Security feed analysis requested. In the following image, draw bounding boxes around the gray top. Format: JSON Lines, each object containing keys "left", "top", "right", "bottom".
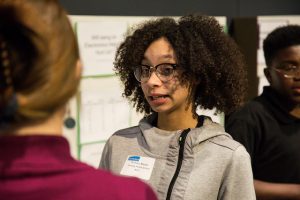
{"left": 100, "top": 114, "right": 256, "bottom": 200}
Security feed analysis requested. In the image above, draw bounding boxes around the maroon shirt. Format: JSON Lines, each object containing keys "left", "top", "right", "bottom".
{"left": 0, "top": 135, "right": 157, "bottom": 200}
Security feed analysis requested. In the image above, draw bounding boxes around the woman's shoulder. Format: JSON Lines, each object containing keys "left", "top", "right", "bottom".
{"left": 114, "top": 125, "right": 140, "bottom": 136}
{"left": 106, "top": 126, "right": 141, "bottom": 144}
{"left": 73, "top": 166, "right": 157, "bottom": 199}
{"left": 193, "top": 130, "right": 250, "bottom": 163}
{"left": 208, "top": 134, "right": 246, "bottom": 153}
{"left": 194, "top": 118, "right": 248, "bottom": 155}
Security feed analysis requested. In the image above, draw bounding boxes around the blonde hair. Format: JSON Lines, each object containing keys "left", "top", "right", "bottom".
{"left": 0, "top": 0, "right": 80, "bottom": 126}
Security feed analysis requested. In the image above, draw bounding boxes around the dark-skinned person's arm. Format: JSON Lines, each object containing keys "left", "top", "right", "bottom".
{"left": 255, "top": 179, "right": 300, "bottom": 200}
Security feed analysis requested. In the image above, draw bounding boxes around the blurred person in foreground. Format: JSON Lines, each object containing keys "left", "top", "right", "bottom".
{"left": 0, "top": 0, "right": 157, "bottom": 199}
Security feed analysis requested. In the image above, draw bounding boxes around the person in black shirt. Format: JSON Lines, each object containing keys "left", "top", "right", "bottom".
{"left": 226, "top": 25, "right": 300, "bottom": 199}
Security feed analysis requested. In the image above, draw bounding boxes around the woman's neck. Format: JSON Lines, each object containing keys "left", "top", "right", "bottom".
{"left": 157, "top": 107, "right": 198, "bottom": 131}
{"left": 13, "top": 109, "right": 64, "bottom": 136}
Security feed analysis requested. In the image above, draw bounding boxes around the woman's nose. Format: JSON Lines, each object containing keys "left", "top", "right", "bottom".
{"left": 146, "top": 70, "right": 162, "bottom": 86}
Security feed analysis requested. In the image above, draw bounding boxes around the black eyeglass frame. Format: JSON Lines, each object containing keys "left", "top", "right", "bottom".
{"left": 133, "top": 63, "right": 178, "bottom": 83}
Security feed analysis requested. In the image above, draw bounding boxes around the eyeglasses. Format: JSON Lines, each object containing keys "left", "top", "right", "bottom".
{"left": 274, "top": 64, "right": 300, "bottom": 78}
{"left": 134, "top": 63, "right": 177, "bottom": 83}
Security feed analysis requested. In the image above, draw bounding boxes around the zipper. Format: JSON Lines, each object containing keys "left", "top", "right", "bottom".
{"left": 166, "top": 128, "right": 190, "bottom": 200}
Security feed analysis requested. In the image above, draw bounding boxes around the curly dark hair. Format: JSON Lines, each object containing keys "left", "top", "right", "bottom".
{"left": 263, "top": 25, "right": 300, "bottom": 67}
{"left": 114, "top": 14, "right": 247, "bottom": 115}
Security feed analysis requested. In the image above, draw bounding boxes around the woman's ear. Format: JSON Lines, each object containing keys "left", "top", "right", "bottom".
{"left": 264, "top": 68, "right": 272, "bottom": 84}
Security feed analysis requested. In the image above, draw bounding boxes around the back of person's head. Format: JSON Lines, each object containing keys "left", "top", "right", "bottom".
{"left": 263, "top": 25, "right": 300, "bottom": 67}
{"left": 0, "top": 0, "right": 80, "bottom": 129}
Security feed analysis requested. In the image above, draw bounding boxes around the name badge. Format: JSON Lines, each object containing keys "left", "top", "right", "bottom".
{"left": 120, "top": 155, "right": 155, "bottom": 180}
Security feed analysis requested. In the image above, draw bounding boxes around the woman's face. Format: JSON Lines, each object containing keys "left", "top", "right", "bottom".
{"left": 140, "top": 37, "right": 191, "bottom": 115}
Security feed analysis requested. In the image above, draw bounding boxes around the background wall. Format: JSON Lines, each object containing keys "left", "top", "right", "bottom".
{"left": 60, "top": 0, "right": 300, "bottom": 18}
{"left": 60, "top": 0, "right": 300, "bottom": 166}
{"left": 60, "top": 0, "right": 300, "bottom": 102}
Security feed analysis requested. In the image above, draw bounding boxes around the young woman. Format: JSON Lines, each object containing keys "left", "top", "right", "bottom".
{"left": 100, "top": 14, "right": 256, "bottom": 200}
{"left": 0, "top": 1, "right": 157, "bottom": 199}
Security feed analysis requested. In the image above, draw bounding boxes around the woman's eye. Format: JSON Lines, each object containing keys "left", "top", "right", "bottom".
{"left": 161, "top": 68, "right": 173, "bottom": 75}
{"left": 158, "top": 65, "right": 174, "bottom": 76}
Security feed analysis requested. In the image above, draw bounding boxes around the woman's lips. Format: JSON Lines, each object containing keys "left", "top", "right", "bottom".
{"left": 148, "top": 95, "right": 169, "bottom": 105}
